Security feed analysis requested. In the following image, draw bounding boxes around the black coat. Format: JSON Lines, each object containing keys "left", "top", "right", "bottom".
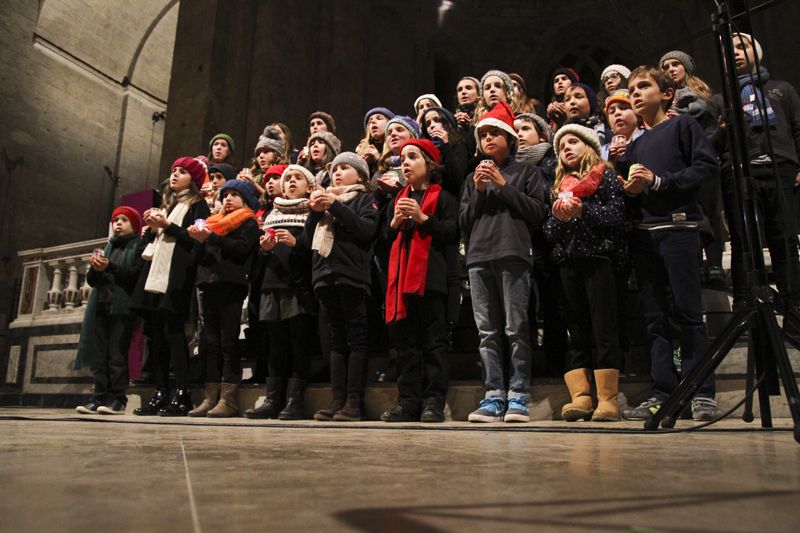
{"left": 305, "top": 191, "right": 380, "bottom": 291}
{"left": 195, "top": 218, "right": 260, "bottom": 288}
{"left": 131, "top": 199, "right": 211, "bottom": 319}
{"left": 260, "top": 224, "right": 313, "bottom": 293}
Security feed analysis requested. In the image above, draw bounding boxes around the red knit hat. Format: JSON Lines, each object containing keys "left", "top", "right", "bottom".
{"left": 474, "top": 101, "right": 518, "bottom": 149}
{"left": 265, "top": 164, "right": 289, "bottom": 177}
{"left": 400, "top": 138, "right": 441, "bottom": 164}
{"left": 171, "top": 157, "right": 206, "bottom": 189}
{"left": 111, "top": 206, "right": 142, "bottom": 235}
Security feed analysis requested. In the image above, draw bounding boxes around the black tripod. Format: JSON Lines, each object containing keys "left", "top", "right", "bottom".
{"left": 643, "top": 1, "right": 800, "bottom": 443}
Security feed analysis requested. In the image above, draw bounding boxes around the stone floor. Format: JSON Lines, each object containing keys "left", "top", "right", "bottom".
{"left": 0, "top": 408, "right": 798, "bottom": 532}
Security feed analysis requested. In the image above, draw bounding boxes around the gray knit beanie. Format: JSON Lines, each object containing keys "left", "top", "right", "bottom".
{"left": 307, "top": 131, "right": 342, "bottom": 158}
{"left": 553, "top": 124, "right": 601, "bottom": 156}
{"left": 254, "top": 126, "right": 286, "bottom": 156}
{"left": 480, "top": 69, "right": 515, "bottom": 98}
{"left": 659, "top": 51, "right": 696, "bottom": 75}
{"left": 515, "top": 113, "right": 554, "bottom": 144}
{"left": 330, "top": 152, "right": 369, "bottom": 183}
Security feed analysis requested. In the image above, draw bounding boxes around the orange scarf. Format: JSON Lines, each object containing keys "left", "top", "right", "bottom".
{"left": 205, "top": 207, "right": 255, "bottom": 236}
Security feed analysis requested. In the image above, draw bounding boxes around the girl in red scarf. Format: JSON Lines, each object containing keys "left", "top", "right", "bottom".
{"left": 381, "top": 139, "right": 459, "bottom": 423}
{"left": 186, "top": 179, "right": 260, "bottom": 417}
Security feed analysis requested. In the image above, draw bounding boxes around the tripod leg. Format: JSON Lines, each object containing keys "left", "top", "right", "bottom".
{"left": 751, "top": 322, "right": 773, "bottom": 428}
{"left": 760, "top": 305, "right": 800, "bottom": 442}
{"left": 645, "top": 307, "right": 754, "bottom": 430}
{"left": 742, "top": 332, "right": 756, "bottom": 423}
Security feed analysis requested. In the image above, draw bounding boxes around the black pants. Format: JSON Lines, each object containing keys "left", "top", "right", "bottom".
{"left": 699, "top": 169, "right": 725, "bottom": 269}
{"left": 389, "top": 293, "right": 449, "bottom": 409}
{"left": 266, "top": 314, "right": 316, "bottom": 380}
{"left": 559, "top": 257, "right": 621, "bottom": 371}
{"left": 722, "top": 161, "right": 800, "bottom": 304}
{"left": 199, "top": 283, "right": 246, "bottom": 384}
{"left": 531, "top": 251, "right": 568, "bottom": 374}
{"left": 630, "top": 228, "right": 714, "bottom": 400}
{"left": 316, "top": 285, "right": 368, "bottom": 355}
{"left": 150, "top": 310, "right": 189, "bottom": 389}
{"left": 92, "top": 307, "right": 135, "bottom": 403}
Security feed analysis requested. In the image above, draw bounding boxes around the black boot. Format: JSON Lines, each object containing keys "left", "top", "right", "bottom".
{"left": 333, "top": 351, "right": 367, "bottom": 421}
{"left": 314, "top": 351, "right": 347, "bottom": 421}
{"left": 278, "top": 379, "right": 307, "bottom": 420}
{"left": 158, "top": 389, "right": 193, "bottom": 417}
{"left": 133, "top": 389, "right": 170, "bottom": 416}
{"left": 244, "top": 378, "right": 284, "bottom": 419}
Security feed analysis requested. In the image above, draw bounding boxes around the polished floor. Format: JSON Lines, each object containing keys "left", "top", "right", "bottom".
{"left": 0, "top": 408, "right": 798, "bottom": 532}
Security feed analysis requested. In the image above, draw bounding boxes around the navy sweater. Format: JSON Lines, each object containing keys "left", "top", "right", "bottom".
{"left": 625, "top": 114, "right": 720, "bottom": 225}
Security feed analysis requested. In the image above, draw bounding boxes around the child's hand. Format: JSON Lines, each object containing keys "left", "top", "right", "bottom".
{"left": 273, "top": 229, "right": 296, "bottom": 248}
{"left": 429, "top": 125, "right": 449, "bottom": 144}
{"left": 259, "top": 233, "right": 276, "bottom": 251}
{"left": 148, "top": 212, "right": 169, "bottom": 230}
{"left": 89, "top": 255, "right": 109, "bottom": 272}
{"left": 629, "top": 165, "right": 655, "bottom": 187}
{"left": 454, "top": 111, "right": 471, "bottom": 128}
{"left": 481, "top": 162, "right": 506, "bottom": 188}
{"left": 297, "top": 147, "right": 309, "bottom": 164}
{"left": 377, "top": 174, "right": 401, "bottom": 192}
{"left": 359, "top": 143, "right": 379, "bottom": 163}
{"left": 308, "top": 193, "right": 333, "bottom": 212}
{"left": 237, "top": 169, "right": 254, "bottom": 183}
{"left": 474, "top": 169, "right": 489, "bottom": 193}
{"left": 397, "top": 197, "right": 427, "bottom": 224}
{"left": 619, "top": 175, "right": 646, "bottom": 195}
{"left": 187, "top": 225, "right": 212, "bottom": 242}
{"left": 390, "top": 202, "right": 406, "bottom": 229}
{"left": 547, "top": 102, "right": 566, "bottom": 118}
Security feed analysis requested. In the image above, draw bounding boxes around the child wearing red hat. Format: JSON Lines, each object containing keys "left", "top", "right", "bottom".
{"left": 460, "top": 102, "right": 547, "bottom": 423}
{"left": 74, "top": 206, "right": 145, "bottom": 415}
{"left": 380, "top": 139, "right": 459, "bottom": 423}
{"left": 130, "top": 157, "right": 211, "bottom": 416}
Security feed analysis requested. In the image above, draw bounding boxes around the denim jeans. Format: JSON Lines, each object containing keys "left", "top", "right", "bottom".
{"left": 468, "top": 258, "right": 533, "bottom": 395}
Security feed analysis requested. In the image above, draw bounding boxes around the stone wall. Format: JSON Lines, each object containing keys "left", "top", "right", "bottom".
{"left": 0, "top": 0, "right": 178, "bottom": 331}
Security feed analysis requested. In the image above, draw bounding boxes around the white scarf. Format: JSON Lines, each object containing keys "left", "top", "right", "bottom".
{"left": 311, "top": 184, "right": 365, "bottom": 258}
{"left": 142, "top": 191, "right": 193, "bottom": 294}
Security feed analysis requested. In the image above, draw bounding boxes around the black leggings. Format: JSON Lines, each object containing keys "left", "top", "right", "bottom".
{"left": 150, "top": 310, "right": 189, "bottom": 389}
{"left": 200, "top": 283, "right": 246, "bottom": 384}
{"left": 266, "top": 314, "right": 316, "bottom": 380}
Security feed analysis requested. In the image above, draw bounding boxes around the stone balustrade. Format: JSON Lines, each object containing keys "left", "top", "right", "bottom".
{"left": 11, "top": 238, "right": 107, "bottom": 329}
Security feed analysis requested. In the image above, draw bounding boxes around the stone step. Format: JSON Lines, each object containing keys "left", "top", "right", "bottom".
{"left": 125, "top": 375, "right": 798, "bottom": 422}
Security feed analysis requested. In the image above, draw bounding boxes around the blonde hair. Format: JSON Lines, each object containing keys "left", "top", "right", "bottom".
{"left": 552, "top": 141, "right": 611, "bottom": 196}
{"left": 161, "top": 182, "right": 203, "bottom": 211}
{"left": 683, "top": 74, "right": 713, "bottom": 101}
{"left": 471, "top": 91, "right": 519, "bottom": 125}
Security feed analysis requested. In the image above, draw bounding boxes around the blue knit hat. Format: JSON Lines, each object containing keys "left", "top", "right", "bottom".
{"left": 363, "top": 107, "right": 395, "bottom": 128}
{"left": 219, "top": 179, "right": 258, "bottom": 210}
{"left": 385, "top": 115, "right": 420, "bottom": 138}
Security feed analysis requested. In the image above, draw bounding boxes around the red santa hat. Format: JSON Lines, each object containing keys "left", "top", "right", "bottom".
{"left": 473, "top": 101, "right": 518, "bottom": 150}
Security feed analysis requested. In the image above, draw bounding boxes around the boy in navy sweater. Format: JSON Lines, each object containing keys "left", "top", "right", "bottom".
{"left": 621, "top": 66, "right": 721, "bottom": 421}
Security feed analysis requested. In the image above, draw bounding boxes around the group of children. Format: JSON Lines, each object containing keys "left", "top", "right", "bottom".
{"left": 75, "top": 32, "right": 800, "bottom": 424}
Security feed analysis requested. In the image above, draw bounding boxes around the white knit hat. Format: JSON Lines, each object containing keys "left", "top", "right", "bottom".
{"left": 413, "top": 93, "right": 442, "bottom": 113}
{"left": 553, "top": 124, "right": 601, "bottom": 156}
{"left": 733, "top": 33, "right": 763, "bottom": 62}
{"left": 601, "top": 64, "right": 632, "bottom": 82}
{"left": 280, "top": 164, "right": 316, "bottom": 193}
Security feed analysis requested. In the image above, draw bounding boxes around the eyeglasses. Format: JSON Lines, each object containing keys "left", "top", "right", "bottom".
{"left": 603, "top": 72, "right": 622, "bottom": 82}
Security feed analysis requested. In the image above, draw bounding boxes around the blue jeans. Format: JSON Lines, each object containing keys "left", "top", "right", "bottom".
{"left": 468, "top": 258, "right": 533, "bottom": 395}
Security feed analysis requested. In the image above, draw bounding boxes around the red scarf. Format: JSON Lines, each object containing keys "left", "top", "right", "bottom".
{"left": 558, "top": 163, "right": 606, "bottom": 198}
{"left": 385, "top": 183, "right": 441, "bottom": 324}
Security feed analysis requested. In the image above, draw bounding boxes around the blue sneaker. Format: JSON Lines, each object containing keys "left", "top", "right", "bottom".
{"left": 468, "top": 397, "right": 506, "bottom": 423}
{"left": 504, "top": 394, "right": 530, "bottom": 423}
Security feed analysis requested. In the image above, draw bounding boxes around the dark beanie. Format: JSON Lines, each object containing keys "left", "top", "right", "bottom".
{"left": 219, "top": 179, "right": 258, "bottom": 210}
{"left": 553, "top": 67, "right": 580, "bottom": 84}
{"left": 309, "top": 111, "right": 336, "bottom": 133}
{"left": 569, "top": 82, "right": 598, "bottom": 115}
{"left": 208, "top": 163, "right": 235, "bottom": 182}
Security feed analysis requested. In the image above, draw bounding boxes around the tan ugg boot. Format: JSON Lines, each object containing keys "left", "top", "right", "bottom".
{"left": 207, "top": 383, "right": 239, "bottom": 418}
{"left": 592, "top": 369, "right": 620, "bottom": 421}
{"left": 561, "top": 368, "right": 594, "bottom": 421}
{"left": 188, "top": 383, "right": 220, "bottom": 417}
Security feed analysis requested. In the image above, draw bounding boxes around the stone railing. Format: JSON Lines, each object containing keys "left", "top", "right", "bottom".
{"left": 10, "top": 238, "right": 107, "bottom": 328}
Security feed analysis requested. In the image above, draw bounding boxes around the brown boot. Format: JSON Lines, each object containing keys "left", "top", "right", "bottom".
{"left": 561, "top": 368, "right": 594, "bottom": 421}
{"left": 207, "top": 383, "right": 239, "bottom": 418}
{"left": 188, "top": 383, "right": 220, "bottom": 417}
{"left": 592, "top": 369, "right": 620, "bottom": 421}
{"left": 333, "top": 393, "right": 363, "bottom": 421}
